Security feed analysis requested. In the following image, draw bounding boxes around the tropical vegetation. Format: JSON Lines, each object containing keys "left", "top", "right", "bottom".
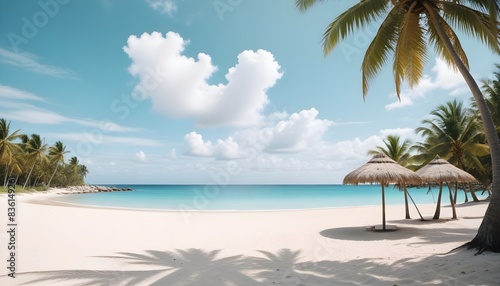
{"left": 0, "top": 118, "right": 88, "bottom": 190}
{"left": 296, "top": 0, "right": 500, "bottom": 253}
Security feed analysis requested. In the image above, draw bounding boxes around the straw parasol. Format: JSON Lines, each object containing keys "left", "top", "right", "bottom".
{"left": 416, "top": 155, "right": 477, "bottom": 219}
{"left": 343, "top": 153, "right": 422, "bottom": 230}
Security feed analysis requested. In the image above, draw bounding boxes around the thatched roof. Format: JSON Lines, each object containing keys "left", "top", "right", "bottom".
{"left": 416, "top": 155, "right": 477, "bottom": 183}
{"left": 343, "top": 153, "right": 422, "bottom": 185}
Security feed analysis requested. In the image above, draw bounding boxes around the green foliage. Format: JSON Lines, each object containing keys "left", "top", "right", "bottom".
{"left": 0, "top": 119, "right": 88, "bottom": 189}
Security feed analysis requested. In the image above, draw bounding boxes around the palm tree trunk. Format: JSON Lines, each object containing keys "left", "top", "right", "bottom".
{"left": 433, "top": 182, "right": 443, "bottom": 220}
{"left": 23, "top": 160, "right": 36, "bottom": 189}
{"left": 3, "top": 164, "right": 9, "bottom": 187}
{"left": 424, "top": 2, "right": 500, "bottom": 252}
{"left": 46, "top": 163, "right": 59, "bottom": 189}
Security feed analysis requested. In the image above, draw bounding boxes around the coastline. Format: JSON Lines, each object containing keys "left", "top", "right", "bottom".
{"left": 0, "top": 188, "right": 499, "bottom": 285}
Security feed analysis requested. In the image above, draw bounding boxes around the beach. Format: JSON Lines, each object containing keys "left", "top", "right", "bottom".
{"left": 0, "top": 190, "right": 499, "bottom": 285}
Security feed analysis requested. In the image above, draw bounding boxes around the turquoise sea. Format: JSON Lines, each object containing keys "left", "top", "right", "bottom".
{"left": 52, "top": 184, "right": 489, "bottom": 211}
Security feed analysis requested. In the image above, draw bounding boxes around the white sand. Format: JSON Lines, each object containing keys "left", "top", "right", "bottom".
{"left": 0, "top": 191, "right": 499, "bottom": 285}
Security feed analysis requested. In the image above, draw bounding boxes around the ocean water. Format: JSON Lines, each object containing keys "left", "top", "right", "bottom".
{"left": 52, "top": 184, "right": 489, "bottom": 211}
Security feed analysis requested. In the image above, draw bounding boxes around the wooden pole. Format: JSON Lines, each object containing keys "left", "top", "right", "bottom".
{"left": 382, "top": 184, "right": 386, "bottom": 230}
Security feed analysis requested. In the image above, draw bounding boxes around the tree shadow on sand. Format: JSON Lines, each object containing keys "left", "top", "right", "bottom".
{"left": 12, "top": 247, "right": 500, "bottom": 285}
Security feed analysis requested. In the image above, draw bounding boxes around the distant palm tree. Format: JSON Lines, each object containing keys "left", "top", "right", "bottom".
{"left": 0, "top": 119, "right": 23, "bottom": 186}
{"left": 415, "top": 100, "right": 488, "bottom": 172}
{"left": 46, "top": 141, "right": 69, "bottom": 188}
{"left": 368, "top": 135, "right": 412, "bottom": 166}
{"left": 23, "top": 134, "right": 48, "bottom": 188}
{"left": 369, "top": 134, "right": 416, "bottom": 219}
{"left": 296, "top": 0, "right": 500, "bottom": 252}
{"left": 480, "top": 64, "right": 500, "bottom": 137}
{"left": 78, "top": 164, "right": 89, "bottom": 178}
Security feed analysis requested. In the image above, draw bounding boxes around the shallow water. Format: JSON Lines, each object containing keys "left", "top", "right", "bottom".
{"left": 52, "top": 184, "right": 489, "bottom": 211}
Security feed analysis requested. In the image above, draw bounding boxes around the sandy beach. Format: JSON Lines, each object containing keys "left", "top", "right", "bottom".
{"left": 0, "top": 190, "right": 499, "bottom": 285}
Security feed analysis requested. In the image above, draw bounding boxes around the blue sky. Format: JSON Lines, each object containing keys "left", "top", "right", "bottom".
{"left": 0, "top": 0, "right": 498, "bottom": 184}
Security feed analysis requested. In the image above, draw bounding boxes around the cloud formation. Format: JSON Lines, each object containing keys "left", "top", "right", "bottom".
{"left": 134, "top": 151, "right": 147, "bottom": 162}
{"left": 0, "top": 48, "right": 76, "bottom": 78}
{"left": 0, "top": 84, "right": 44, "bottom": 101}
{"left": 263, "top": 108, "right": 332, "bottom": 153}
{"left": 183, "top": 108, "right": 332, "bottom": 160}
{"left": 385, "top": 58, "right": 467, "bottom": 110}
{"left": 123, "top": 31, "right": 283, "bottom": 127}
{"left": 1, "top": 86, "right": 139, "bottom": 132}
{"left": 146, "top": 0, "right": 176, "bottom": 16}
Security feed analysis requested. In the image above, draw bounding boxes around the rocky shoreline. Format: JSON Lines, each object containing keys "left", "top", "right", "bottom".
{"left": 49, "top": 185, "right": 133, "bottom": 195}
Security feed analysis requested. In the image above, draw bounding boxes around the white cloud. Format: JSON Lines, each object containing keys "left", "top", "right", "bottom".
{"left": 184, "top": 108, "right": 332, "bottom": 160}
{"left": 385, "top": 58, "right": 467, "bottom": 110}
{"left": 134, "top": 151, "right": 147, "bottom": 162}
{"left": 0, "top": 48, "right": 76, "bottom": 78}
{"left": 4, "top": 109, "right": 139, "bottom": 132}
{"left": 0, "top": 84, "right": 44, "bottom": 101}
{"left": 2, "top": 101, "right": 138, "bottom": 132}
{"left": 263, "top": 108, "right": 332, "bottom": 153}
{"left": 213, "top": 137, "right": 241, "bottom": 160}
{"left": 146, "top": 0, "right": 176, "bottom": 16}
{"left": 3, "top": 109, "right": 68, "bottom": 125}
{"left": 50, "top": 133, "right": 163, "bottom": 147}
{"left": 167, "top": 149, "right": 177, "bottom": 159}
{"left": 379, "top": 127, "right": 417, "bottom": 141}
{"left": 184, "top": 132, "right": 214, "bottom": 157}
{"left": 123, "top": 31, "right": 283, "bottom": 127}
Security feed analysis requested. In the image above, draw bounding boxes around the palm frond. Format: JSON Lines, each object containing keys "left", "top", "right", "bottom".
{"left": 322, "top": 0, "right": 391, "bottom": 56}
{"left": 295, "top": 0, "right": 328, "bottom": 12}
{"left": 362, "top": 8, "right": 403, "bottom": 96}
{"left": 393, "top": 5, "right": 427, "bottom": 96}
{"left": 440, "top": 1, "right": 500, "bottom": 54}
{"left": 427, "top": 16, "right": 469, "bottom": 70}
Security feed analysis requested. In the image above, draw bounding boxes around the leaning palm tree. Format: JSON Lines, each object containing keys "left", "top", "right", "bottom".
{"left": 46, "top": 141, "right": 69, "bottom": 188}
{"left": 368, "top": 135, "right": 415, "bottom": 218}
{"left": 297, "top": 0, "right": 500, "bottom": 253}
{"left": 0, "top": 119, "right": 23, "bottom": 187}
{"left": 23, "top": 134, "right": 48, "bottom": 189}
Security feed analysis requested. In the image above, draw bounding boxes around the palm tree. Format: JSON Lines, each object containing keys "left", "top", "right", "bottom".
{"left": 480, "top": 64, "right": 500, "bottom": 138}
{"left": 0, "top": 119, "right": 23, "bottom": 187}
{"left": 415, "top": 100, "right": 488, "bottom": 205}
{"left": 297, "top": 0, "right": 500, "bottom": 253}
{"left": 78, "top": 164, "right": 89, "bottom": 179}
{"left": 368, "top": 135, "right": 412, "bottom": 166}
{"left": 46, "top": 141, "right": 69, "bottom": 189}
{"left": 415, "top": 100, "right": 489, "bottom": 171}
{"left": 368, "top": 135, "right": 415, "bottom": 218}
{"left": 23, "top": 134, "right": 48, "bottom": 189}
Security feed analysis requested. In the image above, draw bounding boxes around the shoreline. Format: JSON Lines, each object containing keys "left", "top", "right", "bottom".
{"left": 17, "top": 186, "right": 486, "bottom": 213}
{"left": 0, "top": 187, "right": 498, "bottom": 285}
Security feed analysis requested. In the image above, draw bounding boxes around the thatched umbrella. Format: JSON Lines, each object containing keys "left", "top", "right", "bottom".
{"left": 343, "top": 153, "right": 422, "bottom": 230}
{"left": 416, "top": 155, "right": 477, "bottom": 219}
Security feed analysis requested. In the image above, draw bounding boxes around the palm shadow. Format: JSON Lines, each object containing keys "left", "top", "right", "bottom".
{"left": 9, "top": 247, "right": 500, "bottom": 285}
{"left": 13, "top": 248, "right": 386, "bottom": 286}
{"left": 245, "top": 249, "right": 333, "bottom": 285}
{"left": 19, "top": 249, "right": 261, "bottom": 286}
